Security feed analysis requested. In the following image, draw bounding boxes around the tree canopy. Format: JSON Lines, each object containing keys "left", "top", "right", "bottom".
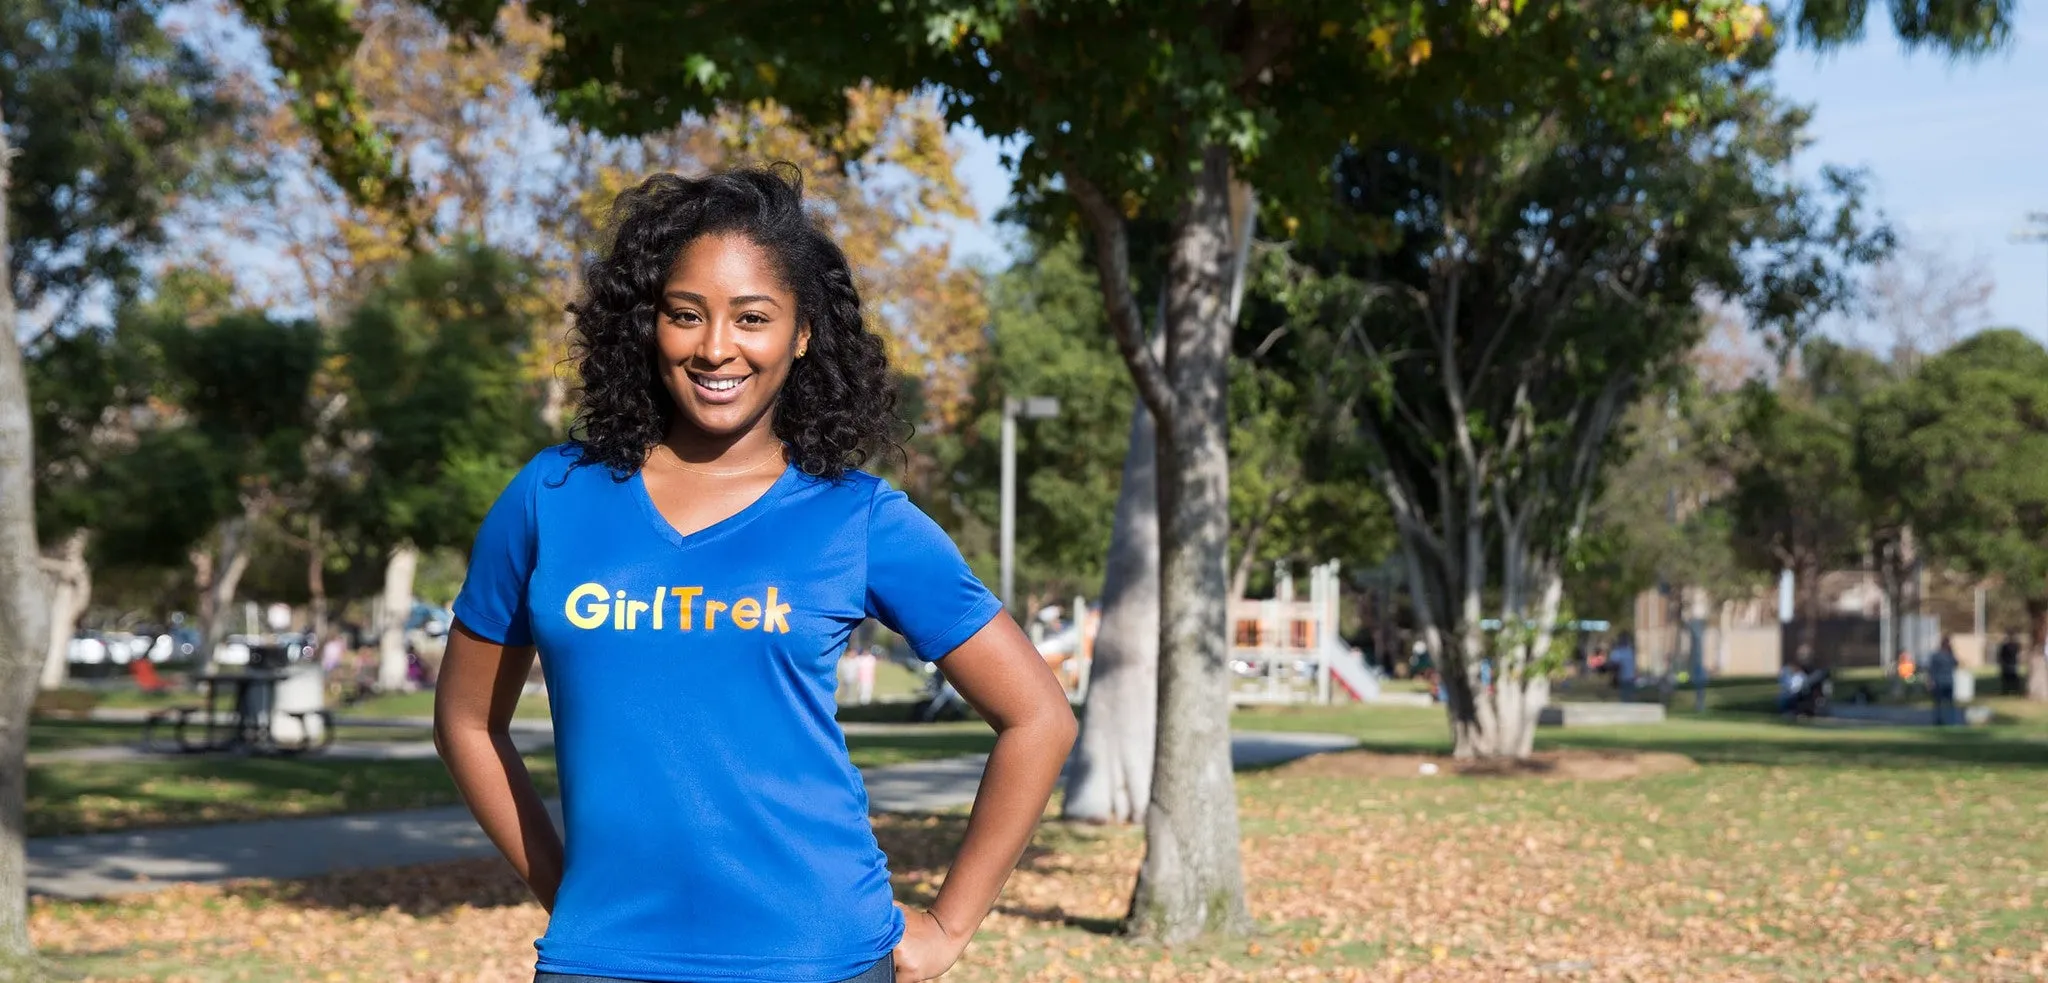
{"left": 2, "top": 0, "right": 247, "bottom": 335}
{"left": 1859, "top": 329, "right": 2048, "bottom": 635}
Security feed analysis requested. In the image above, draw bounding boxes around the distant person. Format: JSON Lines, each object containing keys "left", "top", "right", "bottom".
{"left": 1997, "top": 632, "right": 2023, "bottom": 696}
{"left": 1777, "top": 658, "right": 1808, "bottom": 715}
{"left": 1926, "top": 636, "right": 1959, "bottom": 726}
{"left": 1611, "top": 632, "right": 1638, "bottom": 701}
{"left": 853, "top": 643, "right": 879, "bottom": 705}
{"left": 434, "top": 168, "right": 1074, "bottom": 983}
{"left": 319, "top": 634, "right": 347, "bottom": 675}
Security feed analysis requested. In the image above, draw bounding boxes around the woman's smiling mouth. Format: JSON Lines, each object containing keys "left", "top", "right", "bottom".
{"left": 690, "top": 372, "right": 750, "bottom": 403}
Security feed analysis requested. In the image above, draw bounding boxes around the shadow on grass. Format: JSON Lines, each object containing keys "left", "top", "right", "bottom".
{"left": 27, "top": 756, "right": 559, "bottom": 838}
{"left": 226, "top": 809, "right": 1080, "bottom": 922}
{"left": 875, "top": 812, "right": 1126, "bottom": 936}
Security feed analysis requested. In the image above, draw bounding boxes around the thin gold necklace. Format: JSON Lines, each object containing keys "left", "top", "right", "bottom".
{"left": 650, "top": 445, "right": 782, "bottom": 478}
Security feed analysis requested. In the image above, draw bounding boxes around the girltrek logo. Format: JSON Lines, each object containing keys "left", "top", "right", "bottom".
{"left": 562, "top": 583, "right": 792, "bottom": 633}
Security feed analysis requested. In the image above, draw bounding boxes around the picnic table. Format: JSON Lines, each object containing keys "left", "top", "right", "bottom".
{"left": 143, "top": 666, "right": 334, "bottom": 755}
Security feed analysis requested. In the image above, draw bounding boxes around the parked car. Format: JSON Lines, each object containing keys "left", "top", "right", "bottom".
{"left": 66, "top": 634, "right": 107, "bottom": 665}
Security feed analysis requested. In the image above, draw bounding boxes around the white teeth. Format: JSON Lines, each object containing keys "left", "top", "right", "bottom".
{"left": 696, "top": 377, "right": 743, "bottom": 391}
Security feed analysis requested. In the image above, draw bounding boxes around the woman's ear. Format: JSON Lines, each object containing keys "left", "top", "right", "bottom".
{"left": 796, "top": 323, "right": 812, "bottom": 359}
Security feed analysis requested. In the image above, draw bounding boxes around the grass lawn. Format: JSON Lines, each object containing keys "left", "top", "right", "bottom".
{"left": 26, "top": 724, "right": 997, "bottom": 838}
{"left": 34, "top": 698, "right": 2048, "bottom": 981}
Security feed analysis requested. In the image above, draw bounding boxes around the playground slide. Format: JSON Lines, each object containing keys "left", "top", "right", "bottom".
{"left": 1327, "top": 646, "right": 1382, "bottom": 702}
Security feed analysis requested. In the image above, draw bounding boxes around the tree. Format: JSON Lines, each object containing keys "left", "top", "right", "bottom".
{"left": 1726, "top": 387, "right": 1865, "bottom": 660}
{"left": 944, "top": 240, "right": 1135, "bottom": 604}
{"left": 154, "top": 310, "right": 325, "bottom": 671}
{"left": 0, "top": 99, "right": 53, "bottom": 963}
{"left": 1574, "top": 372, "right": 1757, "bottom": 652}
{"left": 5, "top": 0, "right": 252, "bottom": 688}
{"left": 1863, "top": 237, "right": 1996, "bottom": 371}
{"left": 327, "top": 242, "right": 550, "bottom": 689}
{"left": 26, "top": 309, "right": 159, "bottom": 688}
{"left": 1263, "top": 12, "right": 1887, "bottom": 758}
{"left": 1858, "top": 329, "right": 2048, "bottom": 693}
{"left": 1725, "top": 339, "right": 1895, "bottom": 663}
{"left": 1229, "top": 272, "right": 1396, "bottom": 602}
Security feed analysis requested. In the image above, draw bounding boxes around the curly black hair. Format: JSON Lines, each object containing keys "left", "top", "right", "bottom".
{"left": 566, "top": 164, "right": 902, "bottom": 480}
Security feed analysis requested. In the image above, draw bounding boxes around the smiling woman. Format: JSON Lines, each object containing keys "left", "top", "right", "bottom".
{"left": 432, "top": 164, "right": 1076, "bottom": 983}
{"left": 569, "top": 166, "right": 898, "bottom": 482}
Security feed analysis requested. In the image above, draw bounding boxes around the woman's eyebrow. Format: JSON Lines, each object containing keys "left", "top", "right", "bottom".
{"left": 663, "top": 289, "right": 783, "bottom": 308}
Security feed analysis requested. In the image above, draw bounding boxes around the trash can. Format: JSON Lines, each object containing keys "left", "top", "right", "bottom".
{"left": 271, "top": 662, "right": 328, "bottom": 745}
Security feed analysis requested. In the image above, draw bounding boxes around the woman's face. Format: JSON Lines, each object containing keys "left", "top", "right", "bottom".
{"left": 654, "top": 234, "right": 809, "bottom": 444}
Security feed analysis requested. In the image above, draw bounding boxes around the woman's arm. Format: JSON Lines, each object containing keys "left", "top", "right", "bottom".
{"left": 892, "top": 615, "right": 1078, "bottom": 982}
{"left": 434, "top": 620, "right": 564, "bottom": 911}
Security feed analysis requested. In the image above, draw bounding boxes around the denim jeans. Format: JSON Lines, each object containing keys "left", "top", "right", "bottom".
{"left": 534, "top": 954, "right": 893, "bottom": 983}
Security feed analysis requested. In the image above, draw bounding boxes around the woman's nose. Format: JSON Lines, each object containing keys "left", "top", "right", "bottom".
{"left": 697, "top": 316, "right": 736, "bottom": 364}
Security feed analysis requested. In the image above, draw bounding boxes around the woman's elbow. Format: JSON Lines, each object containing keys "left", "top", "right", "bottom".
{"left": 433, "top": 705, "right": 494, "bottom": 758}
{"left": 1045, "top": 697, "right": 1079, "bottom": 751}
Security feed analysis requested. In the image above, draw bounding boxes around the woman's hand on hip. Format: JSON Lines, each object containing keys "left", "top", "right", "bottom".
{"left": 892, "top": 903, "right": 967, "bottom": 982}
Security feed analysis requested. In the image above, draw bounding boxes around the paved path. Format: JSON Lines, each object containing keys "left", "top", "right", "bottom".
{"left": 28, "top": 730, "right": 1356, "bottom": 899}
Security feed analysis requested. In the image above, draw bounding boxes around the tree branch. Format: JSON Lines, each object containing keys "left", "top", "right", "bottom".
{"left": 1067, "top": 170, "right": 1176, "bottom": 421}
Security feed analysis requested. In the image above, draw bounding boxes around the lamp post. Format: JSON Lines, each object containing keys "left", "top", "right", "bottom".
{"left": 1000, "top": 395, "right": 1061, "bottom": 614}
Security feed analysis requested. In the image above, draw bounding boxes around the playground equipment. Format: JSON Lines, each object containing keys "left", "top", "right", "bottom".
{"left": 1229, "top": 560, "right": 1381, "bottom": 705}
{"left": 1038, "top": 562, "right": 1381, "bottom": 706}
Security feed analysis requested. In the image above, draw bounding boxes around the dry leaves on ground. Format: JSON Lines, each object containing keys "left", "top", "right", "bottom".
{"left": 34, "top": 750, "right": 2048, "bottom": 982}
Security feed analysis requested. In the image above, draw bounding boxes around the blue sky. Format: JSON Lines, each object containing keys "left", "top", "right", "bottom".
{"left": 943, "top": 10, "right": 2048, "bottom": 338}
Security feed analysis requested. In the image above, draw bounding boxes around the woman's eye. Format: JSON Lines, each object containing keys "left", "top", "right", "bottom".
{"left": 738, "top": 313, "right": 770, "bottom": 326}
{"left": 668, "top": 310, "right": 702, "bottom": 324}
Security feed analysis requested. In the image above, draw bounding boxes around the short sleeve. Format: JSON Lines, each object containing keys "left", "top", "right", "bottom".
{"left": 452, "top": 453, "right": 547, "bottom": 646}
{"left": 864, "top": 482, "right": 1003, "bottom": 662}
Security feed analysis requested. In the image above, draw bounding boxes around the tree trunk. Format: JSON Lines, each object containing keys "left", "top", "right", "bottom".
{"left": 1062, "top": 401, "right": 1159, "bottom": 825}
{"left": 0, "top": 107, "right": 53, "bottom": 958}
{"left": 1124, "top": 143, "right": 1252, "bottom": 942}
{"left": 192, "top": 515, "right": 253, "bottom": 676}
{"left": 1795, "top": 555, "right": 1823, "bottom": 665}
{"left": 305, "top": 515, "right": 328, "bottom": 640}
{"left": 38, "top": 529, "right": 90, "bottom": 691}
{"left": 1228, "top": 517, "right": 1263, "bottom": 602}
{"left": 378, "top": 544, "right": 419, "bottom": 691}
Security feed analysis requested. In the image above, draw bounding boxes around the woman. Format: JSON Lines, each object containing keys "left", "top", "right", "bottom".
{"left": 435, "top": 166, "right": 1077, "bottom": 983}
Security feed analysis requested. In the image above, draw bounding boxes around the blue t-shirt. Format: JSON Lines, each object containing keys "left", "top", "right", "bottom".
{"left": 453, "top": 444, "right": 1002, "bottom": 983}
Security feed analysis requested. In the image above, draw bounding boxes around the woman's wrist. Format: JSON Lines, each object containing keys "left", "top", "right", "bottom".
{"left": 921, "top": 906, "right": 971, "bottom": 957}
{"left": 926, "top": 905, "right": 963, "bottom": 938}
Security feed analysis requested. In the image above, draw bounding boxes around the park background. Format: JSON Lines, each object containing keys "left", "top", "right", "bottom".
{"left": 3, "top": 0, "right": 2048, "bottom": 980}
